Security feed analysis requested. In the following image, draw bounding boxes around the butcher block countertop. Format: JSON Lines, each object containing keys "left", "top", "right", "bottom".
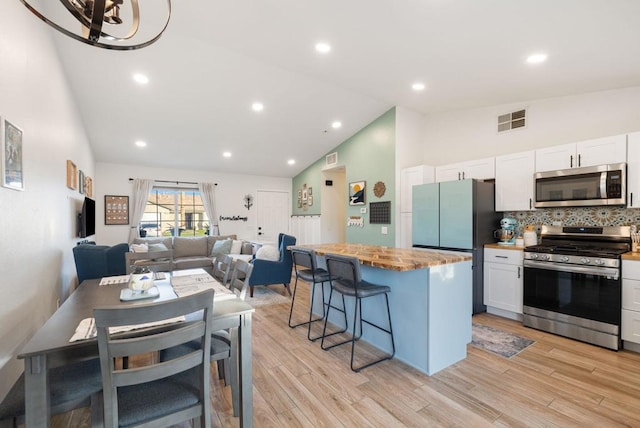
{"left": 622, "top": 252, "right": 640, "bottom": 261}
{"left": 484, "top": 243, "right": 526, "bottom": 251}
{"left": 290, "top": 243, "right": 471, "bottom": 272}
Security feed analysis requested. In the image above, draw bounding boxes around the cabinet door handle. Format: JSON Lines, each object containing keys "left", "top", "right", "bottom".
{"left": 570, "top": 155, "right": 574, "bottom": 168}
{"left": 517, "top": 267, "right": 521, "bottom": 278}
{"left": 457, "top": 172, "right": 461, "bottom": 180}
{"left": 462, "top": 171, "right": 465, "bottom": 180}
{"left": 578, "top": 154, "right": 581, "bottom": 167}
{"left": 495, "top": 255, "right": 508, "bottom": 259}
{"left": 529, "top": 198, "right": 532, "bottom": 209}
{"left": 631, "top": 193, "right": 634, "bottom": 207}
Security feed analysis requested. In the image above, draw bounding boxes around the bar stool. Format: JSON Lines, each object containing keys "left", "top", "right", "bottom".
{"left": 289, "top": 248, "right": 343, "bottom": 341}
{"left": 321, "top": 253, "right": 395, "bottom": 372}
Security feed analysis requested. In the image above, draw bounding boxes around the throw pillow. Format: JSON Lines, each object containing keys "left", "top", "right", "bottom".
{"left": 130, "top": 243, "right": 148, "bottom": 253}
{"left": 230, "top": 240, "right": 243, "bottom": 254}
{"left": 211, "top": 239, "right": 233, "bottom": 258}
{"left": 255, "top": 245, "right": 280, "bottom": 261}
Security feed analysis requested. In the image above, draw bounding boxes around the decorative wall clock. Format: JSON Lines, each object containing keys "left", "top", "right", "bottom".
{"left": 373, "top": 181, "right": 386, "bottom": 198}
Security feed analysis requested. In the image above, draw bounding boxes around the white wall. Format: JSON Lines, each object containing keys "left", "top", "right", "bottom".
{"left": 422, "top": 86, "right": 640, "bottom": 165}
{"left": 0, "top": 2, "right": 95, "bottom": 399}
{"left": 95, "top": 162, "right": 291, "bottom": 245}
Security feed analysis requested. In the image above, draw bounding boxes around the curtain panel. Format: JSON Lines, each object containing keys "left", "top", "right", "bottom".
{"left": 128, "top": 178, "right": 155, "bottom": 243}
{"left": 198, "top": 182, "right": 219, "bottom": 236}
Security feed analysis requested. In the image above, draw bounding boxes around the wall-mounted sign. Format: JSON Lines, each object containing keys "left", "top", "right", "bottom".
{"left": 220, "top": 215, "right": 249, "bottom": 222}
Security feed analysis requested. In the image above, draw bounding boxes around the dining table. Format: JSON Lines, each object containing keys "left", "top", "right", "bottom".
{"left": 17, "top": 271, "right": 255, "bottom": 427}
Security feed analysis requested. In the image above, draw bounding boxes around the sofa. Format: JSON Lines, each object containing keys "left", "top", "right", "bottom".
{"left": 128, "top": 235, "right": 254, "bottom": 275}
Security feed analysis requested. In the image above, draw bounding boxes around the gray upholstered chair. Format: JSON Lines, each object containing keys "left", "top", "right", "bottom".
{"left": 212, "top": 254, "right": 233, "bottom": 285}
{"left": 289, "top": 248, "right": 336, "bottom": 341}
{"left": 94, "top": 289, "right": 213, "bottom": 427}
{"left": 321, "top": 254, "right": 395, "bottom": 372}
{"left": 0, "top": 358, "right": 103, "bottom": 427}
{"left": 124, "top": 249, "right": 174, "bottom": 274}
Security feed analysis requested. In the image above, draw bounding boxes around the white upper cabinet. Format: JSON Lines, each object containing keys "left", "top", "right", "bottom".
{"left": 495, "top": 150, "right": 535, "bottom": 212}
{"left": 627, "top": 132, "right": 640, "bottom": 208}
{"left": 535, "top": 135, "right": 627, "bottom": 172}
{"left": 400, "top": 165, "right": 435, "bottom": 212}
{"left": 435, "top": 157, "right": 495, "bottom": 182}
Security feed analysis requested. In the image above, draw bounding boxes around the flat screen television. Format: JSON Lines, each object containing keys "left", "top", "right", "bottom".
{"left": 79, "top": 197, "right": 96, "bottom": 238}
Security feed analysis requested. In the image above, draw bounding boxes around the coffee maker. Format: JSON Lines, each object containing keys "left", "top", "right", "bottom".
{"left": 494, "top": 217, "right": 518, "bottom": 245}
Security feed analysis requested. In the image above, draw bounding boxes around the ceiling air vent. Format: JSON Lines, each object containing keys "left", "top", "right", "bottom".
{"left": 326, "top": 152, "right": 338, "bottom": 167}
{"left": 498, "top": 109, "right": 526, "bottom": 132}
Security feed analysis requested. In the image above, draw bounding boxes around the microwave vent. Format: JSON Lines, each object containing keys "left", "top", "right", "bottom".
{"left": 498, "top": 109, "right": 526, "bottom": 132}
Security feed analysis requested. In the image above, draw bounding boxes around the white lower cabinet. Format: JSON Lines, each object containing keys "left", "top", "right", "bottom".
{"left": 483, "top": 248, "right": 523, "bottom": 315}
{"left": 622, "top": 260, "right": 640, "bottom": 344}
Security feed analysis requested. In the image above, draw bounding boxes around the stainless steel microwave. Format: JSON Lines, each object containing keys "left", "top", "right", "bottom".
{"left": 534, "top": 163, "right": 626, "bottom": 208}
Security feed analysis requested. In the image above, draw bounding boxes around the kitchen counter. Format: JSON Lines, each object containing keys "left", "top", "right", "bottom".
{"left": 622, "top": 252, "right": 640, "bottom": 261}
{"left": 292, "top": 242, "right": 472, "bottom": 375}
{"left": 290, "top": 243, "right": 471, "bottom": 271}
{"left": 484, "top": 243, "right": 526, "bottom": 251}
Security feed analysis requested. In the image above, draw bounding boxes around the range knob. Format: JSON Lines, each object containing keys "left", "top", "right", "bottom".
{"left": 580, "top": 258, "right": 591, "bottom": 264}
{"left": 541, "top": 254, "right": 551, "bottom": 261}
{"left": 594, "top": 259, "right": 605, "bottom": 266}
{"left": 530, "top": 253, "right": 539, "bottom": 260}
{"left": 560, "top": 256, "right": 570, "bottom": 262}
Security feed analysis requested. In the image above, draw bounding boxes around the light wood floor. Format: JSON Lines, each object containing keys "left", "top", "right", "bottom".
{"left": 51, "top": 279, "right": 640, "bottom": 427}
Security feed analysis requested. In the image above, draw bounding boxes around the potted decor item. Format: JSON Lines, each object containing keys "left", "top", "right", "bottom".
{"left": 128, "top": 266, "right": 154, "bottom": 293}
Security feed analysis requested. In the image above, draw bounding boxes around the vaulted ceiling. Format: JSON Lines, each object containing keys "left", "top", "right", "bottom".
{"left": 38, "top": 0, "right": 640, "bottom": 177}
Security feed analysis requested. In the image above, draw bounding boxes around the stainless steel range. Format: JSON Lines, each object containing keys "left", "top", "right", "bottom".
{"left": 523, "top": 225, "right": 630, "bottom": 350}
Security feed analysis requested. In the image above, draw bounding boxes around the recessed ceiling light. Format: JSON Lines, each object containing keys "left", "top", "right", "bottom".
{"left": 526, "top": 53, "right": 548, "bottom": 64}
{"left": 133, "top": 73, "right": 149, "bottom": 84}
{"left": 252, "top": 102, "right": 264, "bottom": 112}
{"left": 315, "top": 42, "right": 331, "bottom": 54}
{"left": 135, "top": 140, "right": 147, "bottom": 148}
{"left": 223, "top": 151, "right": 232, "bottom": 158}
{"left": 331, "top": 121, "right": 342, "bottom": 129}
{"left": 412, "top": 82, "right": 426, "bottom": 91}
{"left": 288, "top": 159, "right": 296, "bottom": 165}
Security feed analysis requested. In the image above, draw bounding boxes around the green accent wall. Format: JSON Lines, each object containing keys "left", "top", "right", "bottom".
{"left": 292, "top": 108, "right": 396, "bottom": 246}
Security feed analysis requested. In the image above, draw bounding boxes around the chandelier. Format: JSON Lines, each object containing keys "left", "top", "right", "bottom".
{"left": 18, "top": 0, "right": 171, "bottom": 50}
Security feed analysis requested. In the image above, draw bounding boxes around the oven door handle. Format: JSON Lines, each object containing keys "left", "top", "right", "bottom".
{"left": 524, "top": 260, "right": 619, "bottom": 279}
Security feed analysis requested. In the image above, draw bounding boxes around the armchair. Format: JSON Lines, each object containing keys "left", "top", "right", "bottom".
{"left": 72, "top": 243, "right": 129, "bottom": 283}
{"left": 248, "top": 233, "right": 296, "bottom": 297}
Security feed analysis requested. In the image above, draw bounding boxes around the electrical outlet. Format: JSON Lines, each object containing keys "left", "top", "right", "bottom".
{"left": 381, "top": 226, "right": 388, "bottom": 235}
{"left": 360, "top": 207, "right": 367, "bottom": 214}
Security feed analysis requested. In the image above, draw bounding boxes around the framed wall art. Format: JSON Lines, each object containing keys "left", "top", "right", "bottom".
{"left": 78, "top": 170, "right": 85, "bottom": 194}
{"left": 105, "top": 195, "right": 129, "bottom": 225}
{"left": 66, "top": 160, "right": 77, "bottom": 190}
{"left": 349, "top": 181, "right": 365, "bottom": 205}
{"left": 1, "top": 118, "right": 24, "bottom": 191}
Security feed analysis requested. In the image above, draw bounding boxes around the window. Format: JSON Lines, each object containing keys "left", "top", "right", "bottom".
{"left": 140, "top": 189, "right": 210, "bottom": 237}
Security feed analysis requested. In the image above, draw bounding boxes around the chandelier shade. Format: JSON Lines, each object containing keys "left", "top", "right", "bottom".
{"left": 18, "top": 0, "right": 171, "bottom": 50}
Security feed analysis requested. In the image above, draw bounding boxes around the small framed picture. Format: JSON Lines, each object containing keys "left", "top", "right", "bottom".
{"left": 308, "top": 187, "right": 312, "bottom": 196}
{"left": 297, "top": 199, "right": 302, "bottom": 208}
{"left": 302, "top": 189, "right": 308, "bottom": 201}
{"left": 78, "top": 170, "right": 85, "bottom": 194}
{"left": 308, "top": 195, "right": 313, "bottom": 206}
{"left": 1, "top": 118, "right": 24, "bottom": 191}
{"left": 298, "top": 190, "right": 302, "bottom": 199}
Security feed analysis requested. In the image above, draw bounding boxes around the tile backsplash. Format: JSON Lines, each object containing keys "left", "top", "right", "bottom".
{"left": 503, "top": 207, "right": 640, "bottom": 236}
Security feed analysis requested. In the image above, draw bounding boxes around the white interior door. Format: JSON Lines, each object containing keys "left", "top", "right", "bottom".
{"left": 257, "top": 190, "right": 290, "bottom": 245}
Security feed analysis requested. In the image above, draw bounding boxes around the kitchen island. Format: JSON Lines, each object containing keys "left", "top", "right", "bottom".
{"left": 291, "top": 243, "right": 473, "bottom": 375}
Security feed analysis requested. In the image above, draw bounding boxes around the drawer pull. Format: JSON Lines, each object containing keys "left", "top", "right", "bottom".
{"left": 495, "top": 255, "right": 508, "bottom": 259}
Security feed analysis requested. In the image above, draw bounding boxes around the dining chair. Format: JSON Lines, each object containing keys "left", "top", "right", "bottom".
{"left": 289, "top": 248, "right": 338, "bottom": 341}
{"left": 94, "top": 289, "right": 214, "bottom": 428}
{"left": 321, "top": 254, "right": 395, "bottom": 372}
{"left": 212, "top": 254, "right": 233, "bottom": 286}
{"left": 0, "top": 358, "right": 103, "bottom": 427}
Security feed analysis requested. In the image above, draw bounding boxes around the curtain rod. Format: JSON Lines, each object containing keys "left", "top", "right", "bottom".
{"left": 128, "top": 178, "right": 217, "bottom": 186}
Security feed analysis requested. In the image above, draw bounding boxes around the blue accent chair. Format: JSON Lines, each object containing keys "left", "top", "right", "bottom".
{"left": 248, "top": 233, "right": 296, "bottom": 297}
{"left": 73, "top": 243, "right": 129, "bottom": 283}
